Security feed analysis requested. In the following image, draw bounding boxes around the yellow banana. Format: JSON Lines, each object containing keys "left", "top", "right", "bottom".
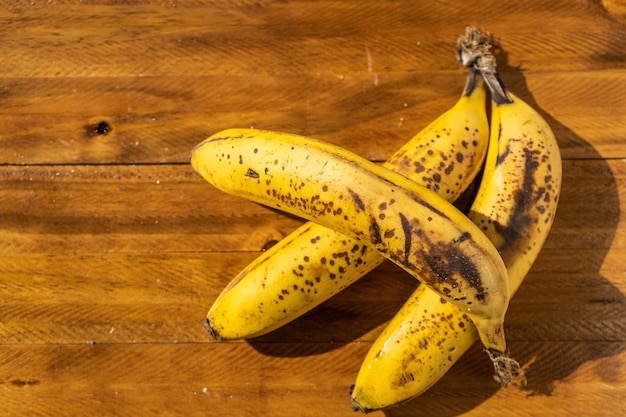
{"left": 204, "top": 69, "right": 489, "bottom": 340}
{"left": 350, "top": 29, "right": 562, "bottom": 412}
{"left": 191, "top": 127, "right": 511, "bottom": 353}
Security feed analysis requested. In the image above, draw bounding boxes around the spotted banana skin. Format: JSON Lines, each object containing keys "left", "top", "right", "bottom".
{"left": 203, "top": 70, "right": 489, "bottom": 340}
{"left": 472, "top": 91, "right": 562, "bottom": 281}
{"left": 191, "top": 122, "right": 511, "bottom": 353}
{"left": 350, "top": 84, "right": 562, "bottom": 412}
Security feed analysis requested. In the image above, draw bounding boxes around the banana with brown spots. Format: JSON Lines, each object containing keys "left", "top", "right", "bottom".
{"left": 349, "top": 28, "right": 562, "bottom": 412}
{"left": 191, "top": 123, "right": 511, "bottom": 354}
{"left": 201, "top": 69, "right": 489, "bottom": 340}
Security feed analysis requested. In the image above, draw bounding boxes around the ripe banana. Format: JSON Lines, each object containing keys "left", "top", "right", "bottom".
{"left": 350, "top": 29, "right": 562, "bottom": 412}
{"left": 204, "top": 69, "right": 489, "bottom": 340}
{"left": 191, "top": 127, "right": 511, "bottom": 353}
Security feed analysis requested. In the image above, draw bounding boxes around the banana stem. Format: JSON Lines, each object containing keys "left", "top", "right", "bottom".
{"left": 486, "top": 349, "right": 526, "bottom": 387}
{"left": 475, "top": 55, "right": 513, "bottom": 105}
{"left": 457, "top": 26, "right": 514, "bottom": 105}
{"left": 462, "top": 66, "right": 481, "bottom": 97}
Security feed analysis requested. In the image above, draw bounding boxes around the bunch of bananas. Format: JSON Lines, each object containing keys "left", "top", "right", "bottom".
{"left": 190, "top": 27, "right": 562, "bottom": 412}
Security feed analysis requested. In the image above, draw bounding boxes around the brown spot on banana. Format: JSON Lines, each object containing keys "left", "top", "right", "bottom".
{"left": 498, "top": 145, "right": 548, "bottom": 250}
{"left": 399, "top": 213, "right": 412, "bottom": 264}
{"left": 369, "top": 216, "right": 383, "bottom": 245}
{"left": 348, "top": 188, "right": 366, "bottom": 211}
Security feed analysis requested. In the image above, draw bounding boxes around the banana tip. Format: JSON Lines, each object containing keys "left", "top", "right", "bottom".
{"left": 349, "top": 386, "right": 374, "bottom": 414}
{"left": 203, "top": 317, "right": 222, "bottom": 340}
{"left": 189, "top": 139, "right": 207, "bottom": 160}
{"left": 350, "top": 399, "right": 371, "bottom": 414}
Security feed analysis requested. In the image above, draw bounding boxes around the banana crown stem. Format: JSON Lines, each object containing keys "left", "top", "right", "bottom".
{"left": 457, "top": 26, "right": 514, "bottom": 105}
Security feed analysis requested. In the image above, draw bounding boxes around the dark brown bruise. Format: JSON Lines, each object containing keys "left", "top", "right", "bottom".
{"left": 391, "top": 216, "right": 486, "bottom": 305}
{"left": 399, "top": 213, "right": 412, "bottom": 264}
{"left": 500, "top": 147, "right": 540, "bottom": 247}
{"left": 369, "top": 216, "right": 383, "bottom": 245}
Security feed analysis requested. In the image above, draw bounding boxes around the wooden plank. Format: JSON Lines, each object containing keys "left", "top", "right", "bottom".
{"left": 0, "top": 164, "right": 305, "bottom": 254}
{"left": 0, "top": 70, "right": 624, "bottom": 164}
{"left": 0, "top": 1, "right": 624, "bottom": 78}
{"left": 0, "top": 159, "right": 623, "bottom": 254}
{"left": 0, "top": 342, "right": 624, "bottom": 416}
{"left": 0, "top": 253, "right": 414, "bottom": 344}
{"left": 0, "top": 342, "right": 366, "bottom": 417}
{"left": 0, "top": 72, "right": 470, "bottom": 165}
{"left": 0, "top": 246, "right": 624, "bottom": 345}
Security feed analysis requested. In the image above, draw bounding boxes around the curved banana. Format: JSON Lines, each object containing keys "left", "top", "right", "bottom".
{"left": 205, "top": 70, "right": 489, "bottom": 340}
{"left": 191, "top": 126, "right": 511, "bottom": 353}
{"left": 350, "top": 30, "right": 562, "bottom": 412}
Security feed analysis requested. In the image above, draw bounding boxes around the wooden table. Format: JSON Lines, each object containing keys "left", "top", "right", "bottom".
{"left": 1, "top": 1, "right": 625, "bottom": 416}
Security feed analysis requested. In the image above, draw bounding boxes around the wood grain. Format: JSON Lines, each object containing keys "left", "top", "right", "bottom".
{"left": 0, "top": 1, "right": 625, "bottom": 416}
{"left": 1, "top": 70, "right": 625, "bottom": 164}
{"left": 1, "top": 342, "right": 624, "bottom": 417}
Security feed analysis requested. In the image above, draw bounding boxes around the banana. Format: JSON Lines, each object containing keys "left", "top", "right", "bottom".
{"left": 191, "top": 126, "right": 511, "bottom": 353}
{"left": 204, "top": 69, "right": 490, "bottom": 340}
{"left": 349, "top": 28, "right": 562, "bottom": 412}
